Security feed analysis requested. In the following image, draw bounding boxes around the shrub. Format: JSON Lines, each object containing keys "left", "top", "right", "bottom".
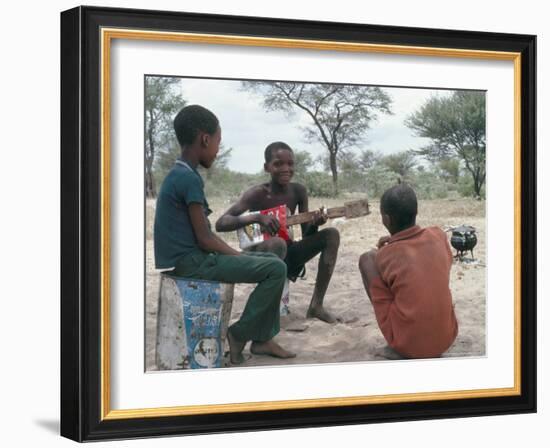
{"left": 297, "top": 171, "right": 335, "bottom": 197}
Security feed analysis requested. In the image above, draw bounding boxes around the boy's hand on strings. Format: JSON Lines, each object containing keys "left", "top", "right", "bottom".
{"left": 258, "top": 214, "right": 280, "bottom": 235}
{"left": 312, "top": 207, "right": 328, "bottom": 226}
{"left": 377, "top": 235, "right": 391, "bottom": 249}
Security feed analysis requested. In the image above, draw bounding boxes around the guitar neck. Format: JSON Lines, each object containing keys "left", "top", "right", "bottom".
{"left": 286, "top": 205, "right": 349, "bottom": 226}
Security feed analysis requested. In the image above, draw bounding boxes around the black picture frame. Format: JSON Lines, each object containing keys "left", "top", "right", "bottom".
{"left": 60, "top": 5, "right": 536, "bottom": 442}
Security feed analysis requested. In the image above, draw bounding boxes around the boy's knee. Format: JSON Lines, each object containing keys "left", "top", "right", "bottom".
{"left": 264, "top": 237, "right": 287, "bottom": 259}
{"left": 358, "top": 250, "right": 376, "bottom": 274}
{"left": 270, "top": 257, "right": 287, "bottom": 278}
{"left": 322, "top": 227, "right": 340, "bottom": 248}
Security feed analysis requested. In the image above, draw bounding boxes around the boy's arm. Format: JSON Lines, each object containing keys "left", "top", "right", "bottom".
{"left": 369, "top": 260, "right": 394, "bottom": 308}
{"left": 215, "top": 189, "right": 279, "bottom": 235}
{"left": 359, "top": 250, "right": 395, "bottom": 338}
{"left": 296, "top": 184, "right": 326, "bottom": 237}
{"left": 189, "top": 203, "right": 241, "bottom": 256}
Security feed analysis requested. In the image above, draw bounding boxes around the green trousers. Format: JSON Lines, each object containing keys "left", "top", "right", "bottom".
{"left": 173, "top": 250, "right": 286, "bottom": 342}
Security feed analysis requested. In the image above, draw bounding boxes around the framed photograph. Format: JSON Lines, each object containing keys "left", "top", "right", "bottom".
{"left": 60, "top": 6, "right": 536, "bottom": 442}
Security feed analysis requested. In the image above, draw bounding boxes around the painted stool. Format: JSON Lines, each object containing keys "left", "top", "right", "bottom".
{"left": 155, "top": 273, "right": 234, "bottom": 370}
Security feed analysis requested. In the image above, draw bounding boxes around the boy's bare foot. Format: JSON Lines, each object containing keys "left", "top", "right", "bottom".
{"left": 250, "top": 340, "right": 296, "bottom": 359}
{"left": 227, "top": 329, "right": 247, "bottom": 365}
{"left": 306, "top": 305, "right": 338, "bottom": 323}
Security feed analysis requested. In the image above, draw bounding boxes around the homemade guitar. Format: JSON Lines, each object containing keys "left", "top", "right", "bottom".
{"left": 237, "top": 199, "right": 370, "bottom": 249}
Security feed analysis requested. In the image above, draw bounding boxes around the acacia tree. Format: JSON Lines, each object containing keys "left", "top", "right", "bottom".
{"left": 405, "top": 91, "right": 486, "bottom": 197}
{"left": 291, "top": 150, "right": 315, "bottom": 179}
{"left": 437, "top": 158, "right": 461, "bottom": 184}
{"left": 318, "top": 150, "right": 358, "bottom": 174}
{"left": 242, "top": 81, "right": 392, "bottom": 194}
{"left": 381, "top": 150, "right": 417, "bottom": 180}
{"left": 145, "top": 77, "right": 185, "bottom": 197}
{"left": 357, "top": 149, "right": 382, "bottom": 171}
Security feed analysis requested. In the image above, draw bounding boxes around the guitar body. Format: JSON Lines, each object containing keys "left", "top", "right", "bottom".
{"left": 237, "top": 205, "right": 294, "bottom": 249}
{"left": 260, "top": 205, "right": 293, "bottom": 241}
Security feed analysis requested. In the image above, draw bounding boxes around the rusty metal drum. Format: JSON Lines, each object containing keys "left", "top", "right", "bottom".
{"left": 156, "top": 273, "right": 234, "bottom": 370}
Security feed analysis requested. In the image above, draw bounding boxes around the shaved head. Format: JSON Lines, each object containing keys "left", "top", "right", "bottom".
{"left": 380, "top": 183, "right": 418, "bottom": 231}
{"left": 264, "top": 141, "right": 293, "bottom": 162}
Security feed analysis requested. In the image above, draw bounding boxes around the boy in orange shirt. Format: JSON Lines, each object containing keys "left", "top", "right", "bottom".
{"left": 359, "top": 183, "right": 458, "bottom": 358}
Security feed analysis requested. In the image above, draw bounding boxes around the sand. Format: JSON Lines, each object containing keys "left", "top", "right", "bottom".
{"left": 145, "top": 196, "right": 486, "bottom": 370}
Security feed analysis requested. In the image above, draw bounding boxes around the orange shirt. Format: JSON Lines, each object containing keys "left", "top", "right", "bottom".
{"left": 369, "top": 225, "right": 458, "bottom": 358}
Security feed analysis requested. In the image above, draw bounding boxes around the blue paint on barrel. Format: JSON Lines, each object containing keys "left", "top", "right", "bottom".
{"left": 174, "top": 278, "right": 224, "bottom": 369}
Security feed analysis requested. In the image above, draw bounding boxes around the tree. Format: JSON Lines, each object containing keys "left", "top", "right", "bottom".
{"left": 199, "top": 146, "right": 233, "bottom": 180}
{"left": 145, "top": 77, "right": 185, "bottom": 197}
{"left": 409, "top": 167, "right": 450, "bottom": 200}
{"left": 242, "top": 81, "right": 392, "bottom": 194}
{"left": 405, "top": 91, "right": 486, "bottom": 197}
{"left": 357, "top": 149, "right": 382, "bottom": 171}
{"left": 291, "top": 150, "right": 315, "bottom": 179}
{"left": 437, "top": 157, "right": 461, "bottom": 184}
{"left": 381, "top": 150, "right": 417, "bottom": 180}
{"left": 364, "top": 165, "right": 396, "bottom": 198}
{"left": 154, "top": 142, "right": 233, "bottom": 186}
{"left": 318, "top": 150, "right": 358, "bottom": 174}
{"left": 337, "top": 151, "right": 360, "bottom": 174}
{"left": 154, "top": 141, "right": 180, "bottom": 188}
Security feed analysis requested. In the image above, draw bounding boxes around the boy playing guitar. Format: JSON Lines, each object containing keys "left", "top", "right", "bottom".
{"left": 215, "top": 142, "right": 340, "bottom": 323}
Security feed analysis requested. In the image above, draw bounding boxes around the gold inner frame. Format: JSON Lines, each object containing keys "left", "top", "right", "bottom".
{"left": 100, "top": 28, "right": 522, "bottom": 421}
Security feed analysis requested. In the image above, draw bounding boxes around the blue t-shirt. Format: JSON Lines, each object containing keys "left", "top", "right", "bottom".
{"left": 154, "top": 160, "right": 211, "bottom": 269}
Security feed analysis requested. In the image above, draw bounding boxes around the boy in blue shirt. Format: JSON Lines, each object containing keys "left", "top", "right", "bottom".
{"left": 154, "top": 105, "right": 295, "bottom": 364}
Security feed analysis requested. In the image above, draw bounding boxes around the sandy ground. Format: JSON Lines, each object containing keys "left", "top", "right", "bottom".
{"left": 145, "top": 196, "right": 486, "bottom": 370}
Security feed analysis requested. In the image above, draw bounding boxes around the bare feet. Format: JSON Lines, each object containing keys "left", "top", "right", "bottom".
{"left": 306, "top": 305, "right": 338, "bottom": 323}
{"left": 227, "top": 329, "right": 247, "bottom": 365}
{"left": 250, "top": 339, "right": 296, "bottom": 359}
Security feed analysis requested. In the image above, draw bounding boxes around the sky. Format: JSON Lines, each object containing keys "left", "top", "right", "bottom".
{"left": 170, "top": 77, "right": 451, "bottom": 173}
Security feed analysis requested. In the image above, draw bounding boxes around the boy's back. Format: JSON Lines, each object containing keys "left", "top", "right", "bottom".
{"left": 370, "top": 225, "right": 458, "bottom": 358}
{"left": 154, "top": 161, "right": 209, "bottom": 270}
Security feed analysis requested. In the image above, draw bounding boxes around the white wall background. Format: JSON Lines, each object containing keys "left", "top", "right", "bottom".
{"left": 0, "top": 1, "right": 546, "bottom": 446}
